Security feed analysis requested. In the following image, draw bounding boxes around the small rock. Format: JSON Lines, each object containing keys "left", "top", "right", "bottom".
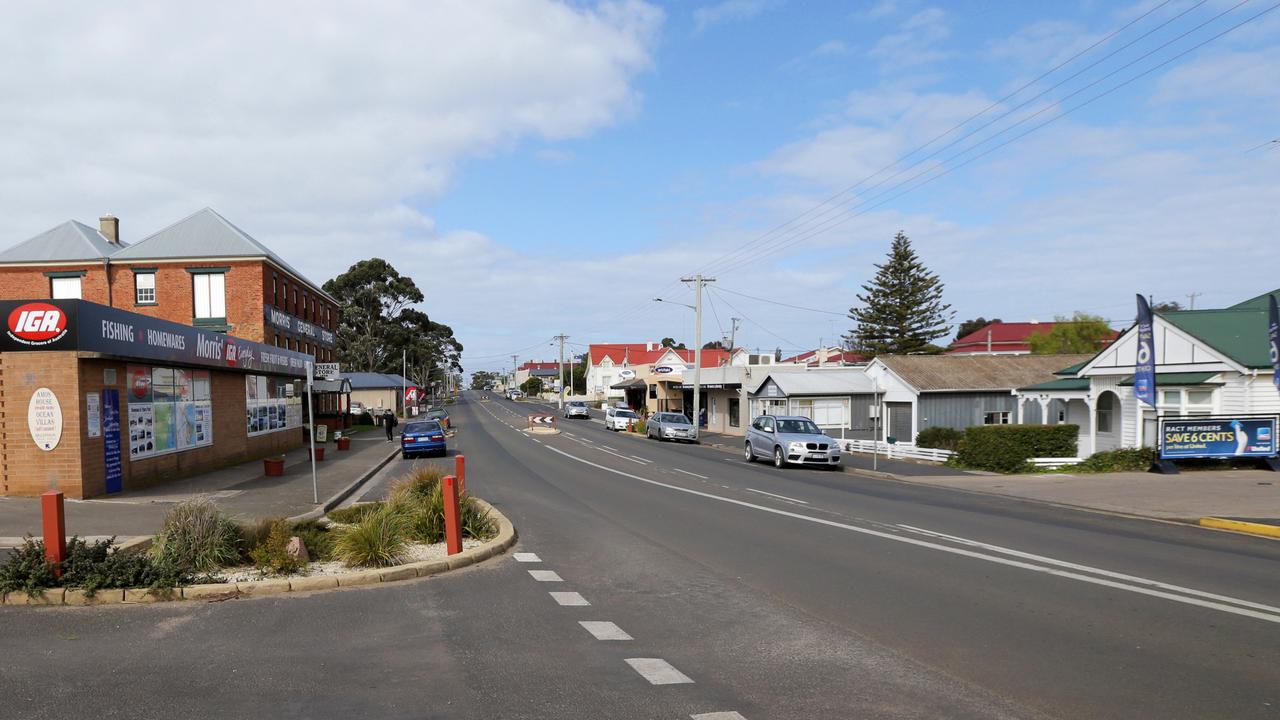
{"left": 286, "top": 536, "right": 309, "bottom": 563}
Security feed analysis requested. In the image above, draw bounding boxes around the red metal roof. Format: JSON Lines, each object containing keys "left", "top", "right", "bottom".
{"left": 518, "top": 361, "right": 562, "bottom": 371}
{"left": 589, "top": 343, "right": 731, "bottom": 368}
{"left": 781, "top": 348, "right": 866, "bottom": 366}
{"left": 947, "top": 322, "right": 1119, "bottom": 354}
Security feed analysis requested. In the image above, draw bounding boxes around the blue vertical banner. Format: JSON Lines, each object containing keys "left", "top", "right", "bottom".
{"left": 102, "top": 389, "right": 123, "bottom": 494}
{"left": 1269, "top": 294, "right": 1279, "bottom": 393}
{"left": 1134, "top": 294, "right": 1156, "bottom": 407}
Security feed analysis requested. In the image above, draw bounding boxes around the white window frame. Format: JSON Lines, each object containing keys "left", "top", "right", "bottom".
{"left": 135, "top": 272, "right": 156, "bottom": 304}
{"left": 983, "top": 411, "right": 1011, "bottom": 425}
{"left": 50, "top": 276, "right": 82, "bottom": 299}
{"left": 193, "top": 272, "right": 227, "bottom": 320}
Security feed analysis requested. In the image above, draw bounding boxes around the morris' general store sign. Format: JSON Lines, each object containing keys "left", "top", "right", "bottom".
{"left": 0, "top": 300, "right": 311, "bottom": 377}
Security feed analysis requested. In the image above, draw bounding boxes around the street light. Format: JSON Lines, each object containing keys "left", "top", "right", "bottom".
{"left": 654, "top": 297, "right": 695, "bottom": 311}
{"left": 652, "top": 278, "right": 714, "bottom": 429}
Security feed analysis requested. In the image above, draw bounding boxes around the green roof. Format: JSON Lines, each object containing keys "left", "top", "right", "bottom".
{"left": 1053, "top": 360, "right": 1088, "bottom": 377}
{"left": 1019, "top": 377, "right": 1091, "bottom": 392}
{"left": 1227, "top": 289, "right": 1279, "bottom": 312}
{"left": 1117, "top": 372, "right": 1221, "bottom": 386}
{"left": 1160, "top": 308, "right": 1272, "bottom": 368}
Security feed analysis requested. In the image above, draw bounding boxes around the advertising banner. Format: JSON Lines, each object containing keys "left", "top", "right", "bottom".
{"left": 1134, "top": 294, "right": 1156, "bottom": 407}
{"left": 102, "top": 390, "right": 123, "bottom": 494}
{"left": 1159, "top": 416, "right": 1278, "bottom": 459}
{"left": 86, "top": 392, "right": 101, "bottom": 438}
{"left": 0, "top": 299, "right": 311, "bottom": 377}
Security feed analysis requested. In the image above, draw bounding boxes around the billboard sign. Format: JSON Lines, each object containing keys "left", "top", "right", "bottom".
{"left": 0, "top": 300, "right": 311, "bottom": 377}
{"left": 1159, "top": 416, "right": 1278, "bottom": 459}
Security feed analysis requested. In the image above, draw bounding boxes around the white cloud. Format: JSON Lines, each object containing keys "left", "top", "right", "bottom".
{"left": 868, "top": 6, "right": 950, "bottom": 71}
{"left": 863, "top": 0, "right": 901, "bottom": 21}
{"left": 693, "top": 0, "right": 778, "bottom": 33}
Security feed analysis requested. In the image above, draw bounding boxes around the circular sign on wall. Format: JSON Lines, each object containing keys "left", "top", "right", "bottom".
{"left": 28, "top": 387, "right": 63, "bottom": 451}
{"left": 618, "top": 369, "right": 636, "bottom": 380}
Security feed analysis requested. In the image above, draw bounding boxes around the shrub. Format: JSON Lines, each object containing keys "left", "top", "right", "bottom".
{"left": 916, "top": 426, "right": 965, "bottom": 451}
{"left": 1075, "top": 447, "right": 1157, "bottom": 473}
{"left": 632, "top": 419, "right": 647, "bottom": 435}
{"left": 333, "top": 506, "right": 409, "bottom": 568}
{"left": 151, "top": 498, "right": 243, "bottom": 572}
{"left": 327, "top": 502, "right": 383, "bottom": 524}
{"left": 388, "top": 464, "right": 446, "bottom": 505}
{"left": 238, "top": 516, "right": 283, "bottom": 556}
{"left": 249, "top": 519, "right": 304, "bottom": 575}
{"left": 955, "top": 424, "right": 1079, "bottom": 473}
{"left": 460, "top": 496, "right": 498, "bottom": 541}
{"left": 0, "top": 537, "right": 194, "bottom": 596}
{"left": 290, "top": 519, "right": 334, "bottom": 561}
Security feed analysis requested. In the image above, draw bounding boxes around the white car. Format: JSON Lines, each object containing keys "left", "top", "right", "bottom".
{"left": 604, "top": 406, "right": 640, "bottom": 431}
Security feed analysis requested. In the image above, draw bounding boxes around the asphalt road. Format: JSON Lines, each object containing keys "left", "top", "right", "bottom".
{"left": 3, "top": 391, "right": 1279, "bottom": 719}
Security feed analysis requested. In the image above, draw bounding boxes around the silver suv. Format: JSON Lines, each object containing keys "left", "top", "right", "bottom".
{"left": 563, "top": 400, "right": 590, "bottom": 419}
{"left": 745, "top": 415, "right": 841, "bottom": 468}
{"left": 647, "top": 412, "right": 698, "bottom": 443}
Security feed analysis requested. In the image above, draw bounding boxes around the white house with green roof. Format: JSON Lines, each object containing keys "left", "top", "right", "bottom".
{"left": 1016, "top": 289, "right": 1279, "bottom": 457}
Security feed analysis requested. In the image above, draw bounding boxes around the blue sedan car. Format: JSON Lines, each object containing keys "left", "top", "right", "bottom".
{"left": 401, "top": 420, "right": 446, "bottom": 459}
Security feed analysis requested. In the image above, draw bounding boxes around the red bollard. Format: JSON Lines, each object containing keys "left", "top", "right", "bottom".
{"left": 41, "top": 490, "right": 67, "bottom": 576}
{"left": 442, "top": 475, "right": 463, "bottom": 556}
{"left": 455, "top": 454, "right": 466, "bottom": 495}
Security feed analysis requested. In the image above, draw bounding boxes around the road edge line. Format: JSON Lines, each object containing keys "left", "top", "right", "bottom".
{"left": 1198, "top": 517, "right": 1280, "bottom": 540}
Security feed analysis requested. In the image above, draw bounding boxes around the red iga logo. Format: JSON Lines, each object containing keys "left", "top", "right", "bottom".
{"left": 225, "top": 339, "right": 238, "bottom": 367}
{"left": 6, "top": 303, "right": 69, "bottom": 346}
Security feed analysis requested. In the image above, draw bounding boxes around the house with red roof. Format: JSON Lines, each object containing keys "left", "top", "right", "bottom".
{"left": 946, "top": 321, "right": 1119, "bottom": 356}
{"left": 585, "top": 341, "right": 733, "bottom": 411}
{"left": 781, "top": 347, "right": 867, "bottom": 367}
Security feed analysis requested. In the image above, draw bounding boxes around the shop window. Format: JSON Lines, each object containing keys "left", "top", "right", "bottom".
{"left": 126, "top": 365, "right": 213, "bottom": 459}
{"left": 135, "top": 272, "right": 156, "bottom": 304}
{"left": 649, "top": 383, "right": 657, "bottom": 399}
{"left": 1186, "top": 389, "right": 1214, "bottom": 415}
{"left": 246, "top": 374, "right": 303, "bottom": 436}
{"left": 983, "top": 411, "right": 1011, "bottom": 425}
{"left": 192, "top": 273, "right": 226, "bottom": 320}
{"left": 728, "top": 398, "right": 740, "bottom": 427}
{"left": 1096, "top": 395, "right": 1115, "bottom": 433}
{"left": 51, "top": 276, "right": 81, "bottom": 299}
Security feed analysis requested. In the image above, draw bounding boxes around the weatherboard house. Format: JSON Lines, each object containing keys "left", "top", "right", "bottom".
{"left": 1015, "top": 289, "right": 1280, "bottom": 457}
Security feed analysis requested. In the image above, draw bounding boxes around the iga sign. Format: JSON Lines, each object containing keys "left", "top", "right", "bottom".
{"left": 6, "top": 302, "right": 70, "bottom": 346}
{"left": 1159, "top": 416, "right": 1277, "bottom": 459}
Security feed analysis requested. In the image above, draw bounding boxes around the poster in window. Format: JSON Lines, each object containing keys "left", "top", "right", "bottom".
{"left": 176, "top": 402, "right": 197, "bottom": 449}
{"left": 193, "top": 402, "right": 212, "bottom": 445}
{"left": 257, "top": 376, "right": 269, "bottom": 402}
{"left": 128, "top": 365, "right": 153, "bottom": 402}
{"left": 193, "top": 371, "right": 211, "bottom": 401}
{"left": 128, "top": 403, "right": 154, "bottom": 457}
{"left": 153, "top": 402, "right": 176, "bottom": 452}
{"left": 175, "top": 368, "right": 193, "bottom": 401}
{"left": 246, "top": 375, "right": 259, "bottom": 402}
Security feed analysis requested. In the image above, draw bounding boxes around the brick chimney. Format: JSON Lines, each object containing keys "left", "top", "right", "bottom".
{"left": 100, "top": 215, "right": 120, "bottom": 244}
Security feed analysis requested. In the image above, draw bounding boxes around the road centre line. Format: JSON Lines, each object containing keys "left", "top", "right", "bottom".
{"left": 528, "top": 570, "right": 563, "bottom": 582}
{"left": 745, "top": 488, "right": 809, "bottom": 505}
{"left": 579, "top": 621, "right": 633, "bottom": 641}
{"left": 674, "top": 468, "right": 709, "bottom": 479}
{"left": 602, "top": 446, "right": 618, "bottom": 452}
{"left": 550, "top": 591, "right": 590, "bottom": 606}
{"left": 542, "top": 444, "right": 1280, "bottom": 625}
{"left": 629, "top": 455, "right": 653, "bottom": 464}
{"left": 625, "top": 658, "right": 695, "bottom": 685}
{"left": 894, "top": 524, "right": 1280, "bottom": 616}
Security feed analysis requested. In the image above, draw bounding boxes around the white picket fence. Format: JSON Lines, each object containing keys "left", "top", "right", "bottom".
{"left": 1028, "top": 457, "right": 1083, "bottom": 469}
{"left": 836, "top": 439, "right": 954, "bottom": 464}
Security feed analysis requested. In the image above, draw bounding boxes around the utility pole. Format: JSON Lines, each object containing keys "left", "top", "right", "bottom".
{"left": 680, "top": 275, "right": 715, "bottom": 430}
{"left": 554, "top": 333, "right": 568, "bottom": 409}
{"left": 728, "top": 317, "right": 740, "bottom": 355}
{"left": 511, "top": 354, "right": 519, "bottom": 394}
{"left": 1186, "top": 292, "right": 1202, "bottom": 310}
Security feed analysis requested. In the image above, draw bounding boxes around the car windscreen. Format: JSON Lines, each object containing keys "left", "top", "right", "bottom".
{"left": 404, "top": 422, "right": 440, "bottom": 434}
{"left": 569, "top": 401, "right": 585, "bottom": 406}
{"left": 617, "top": 411, "right": 638, "bottom": 419}
{"left": 667, "top": 415, "right": 692, "bottom": 425}
{"left": 777, "top": 419, "right": 821, "bottom": 435}
{"left": 425, "top": 411, "right": 447, "bottom": 418}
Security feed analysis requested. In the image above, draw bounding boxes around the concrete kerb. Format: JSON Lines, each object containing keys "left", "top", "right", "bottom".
{"left": 288, "top": 445, "right": 401, "bottom": 523}
{"left": 1198, "top": 517, "right": 1280, "bottom": 540}
{"left": 0, "top": 497, "right": 517, "bottom": 607}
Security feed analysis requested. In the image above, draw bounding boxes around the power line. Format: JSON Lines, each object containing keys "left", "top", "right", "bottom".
{"left": 715, "top": 286, "right": 848, "bottom": 316}
{"left": 691, "top": 0, "right": 1188, "bottom": 278}
{"left": 1245, "top": 138, "right": 1280, "bottom": 152}
{"left": 709, "top": 288, "right": 806, "bottom": 351}
{"left": 711, "top": 0, "right": 1274, "bottom": 277}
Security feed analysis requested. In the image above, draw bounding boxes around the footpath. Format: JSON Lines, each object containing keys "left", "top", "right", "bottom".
{"left": 0, "top": 432, "right": 399, "bottom": 546}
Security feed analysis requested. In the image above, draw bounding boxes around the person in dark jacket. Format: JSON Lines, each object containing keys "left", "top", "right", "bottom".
{"left": 384, "top": 408, "right": 398, "bottom": 441}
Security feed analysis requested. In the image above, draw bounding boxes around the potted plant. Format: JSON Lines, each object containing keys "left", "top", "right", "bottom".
{"left": 263, "top": 455, "right": 286, "bottom": 476}
{"left": 311, "top": 445, "right": 325, "bottom": 461}
{"left": 335, "top": 431, "right": 352, "bottom": 451}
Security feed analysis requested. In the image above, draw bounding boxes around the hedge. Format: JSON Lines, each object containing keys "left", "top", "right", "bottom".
{"left": 955, "top": 424, "right": 1078, "bottom": 473}
{"left": 916, "top": 426, "right": 965, "bottom": 452}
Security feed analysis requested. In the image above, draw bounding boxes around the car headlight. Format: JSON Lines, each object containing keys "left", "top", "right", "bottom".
{"left": 788, "top": 442, "right": 806, "bottom": 452}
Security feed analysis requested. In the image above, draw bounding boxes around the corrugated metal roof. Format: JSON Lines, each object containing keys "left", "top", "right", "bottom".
{"left": 878, "top": 354, "right": 1093, "bottom": 392}
{"left": 750, "top": 370, "right": 876, "bottom": 396}
{"left": 1117, "top": 372, "right": 1221, "bottom": 386}
{"left": 111, "top": 208, "right": 335, "bottom": 302}
{"left": 0, "top": 220, "right": 127, "bottom": 262}
{"left": 342, "top": 372, "right": 414, "bottom": 389}
{"left": 1161, "top": 309, "right": 1271, "bottom": 368}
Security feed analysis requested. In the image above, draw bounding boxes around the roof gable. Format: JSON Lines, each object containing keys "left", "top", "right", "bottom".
{"left": 0, "top": 220, "right": 127, "bottom": 263}
{"left": 1084, "top": 312, "right": 1260, "bottom": 373}
{"left": 876, "top": 353, "right": 1093, "bottom": 392}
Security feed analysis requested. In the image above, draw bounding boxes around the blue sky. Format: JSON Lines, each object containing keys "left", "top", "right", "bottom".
{"left": 2, "top": 1, "right": 1277, "bottom": 372}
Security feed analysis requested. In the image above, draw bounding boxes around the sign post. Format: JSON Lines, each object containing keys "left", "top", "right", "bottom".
{"left": 306, "top": 361, "right": 319, "bottom": 504}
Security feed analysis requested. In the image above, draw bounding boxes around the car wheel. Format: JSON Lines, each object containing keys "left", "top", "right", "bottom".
{"left": 773, "top": 446, "right": 785, "bottom": 468}
{"left": 402, "top": 452, "right": 409, "bottom": 459}
{"left": 744, "top": 442, "right": 754, "bottom": 462}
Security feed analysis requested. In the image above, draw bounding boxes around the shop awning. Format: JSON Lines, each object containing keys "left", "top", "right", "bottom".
{"left": 610, "top": 378, "right": 647, "bottom": 390}
{"left": 311, "top": 378, "right": 352, "bottom": 393}
{"left": 678, "top": 382, "right": 741, "bottom": 390}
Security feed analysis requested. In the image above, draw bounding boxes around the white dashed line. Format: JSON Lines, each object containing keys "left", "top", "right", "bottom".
{"left": 746, "top": 488, "right": 809, "bottom": 505}
{"left": 692, "top": 713, "right": 748, "bottom": 720}
{"left": 673, "top": 468, "right": 708, "bottom": 479}
{"left": 602, "top": 446, "right": 618, "bottom": 451}
{"left": 528, "top": 570, "right": 563, "bottom": 582}
{"left": 625, "top": 658, "right": 694, "bottom": 685}
{"left": 579, "top": 621, "right": 633, "bottom": 640}
{"left": 549, "top": 591, "right": 590, "bottom": 606}
{"left": 628, "top": 455, "right": 653, "bottom": 463}
{"left": 513, "top": 553, "right": 541, "bottom": 563}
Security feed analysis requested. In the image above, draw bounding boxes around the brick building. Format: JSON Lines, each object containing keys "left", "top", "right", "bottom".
{"left": 0, "top": 209, "right": 343, "bottom": 498}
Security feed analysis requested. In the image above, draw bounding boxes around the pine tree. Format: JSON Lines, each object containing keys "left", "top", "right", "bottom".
{"left": 848, "top": 231, "right": 953, "bottom": 356}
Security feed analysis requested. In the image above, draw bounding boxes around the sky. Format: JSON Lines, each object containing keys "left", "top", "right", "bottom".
{"left": 2, "top": 0, "right": 1277, "bottom": 374}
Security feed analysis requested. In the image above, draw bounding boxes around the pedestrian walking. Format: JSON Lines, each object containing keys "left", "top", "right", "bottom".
{"left": 384, "top": 408, "right": 398, "bottom": 441}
